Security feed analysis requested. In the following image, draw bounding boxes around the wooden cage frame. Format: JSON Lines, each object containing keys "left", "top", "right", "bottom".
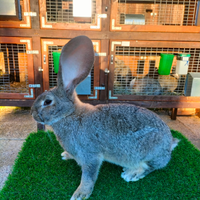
{"left": 0, "top": 0, "right": 199, "bottom": 118}
{"left": 108, "top": 40, "right": 200, "bottom": 108}
{"left": 0, "top": 37, "right": 35, "bottom": 100}
{"left": 0, "top": 0, "right": 31, "bottom": 28}
{"left": 111, "top": 0, "right": 200, "bottom": 32}
{"left": 39, "top": 0, "right": 102, "bottom": 30}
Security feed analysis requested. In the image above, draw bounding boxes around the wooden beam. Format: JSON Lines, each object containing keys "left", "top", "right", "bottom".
{"left": 29, "top": 0, "right": 40, "bottom": 29}
{"left": 1, "top": 28, "right": 200, "bottom": 42}
{"left": 99, "top": 40, "right": 109, "bottom": 101}
{"left": 37, "top": 123, "right": 45, "bottom": 131}
{"left": 32, "top": 36, "right": 43, "bottom": 97}
{"left": 0, "top": 100, "right": 34, "bottom": 107}
{"left": 171, "top": 108, "right": 178, "bottom": 120}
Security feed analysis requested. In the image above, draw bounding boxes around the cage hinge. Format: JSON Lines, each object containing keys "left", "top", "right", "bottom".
{"left": 29, "top": 84, "right": 41, "bottom": 88}
{"left": 94, "top": 87, "right": 105, "bottom": 90}
{"left": 98, "top": 14, "right": 107, "bottom": 18}
{"left": 95, "top": 52, "right": 107, "bottom": 56}
{"left": 88, "top": 87, "right": 105, "bottom": 99}
{"left": 27, "top": 50, "right": 39, "bottom": 54}
{"left": 38, "top": 67, "right": 43, "bottom": 72}
{"left": 24, "top": 89, "right": 33, "bottom": 98}
{"left": 24, "top": 12, "right": 37, "bottom": 17}
{"left": 109, "top": 90, "right": 118, "bottom": 99}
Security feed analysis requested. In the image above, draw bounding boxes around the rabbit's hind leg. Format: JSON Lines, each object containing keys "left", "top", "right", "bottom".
{"left": 61, "top": 151, "right": 74, "bottom": 160}
{"left": 121, "top": 161, "right": 149, "bottom": 182}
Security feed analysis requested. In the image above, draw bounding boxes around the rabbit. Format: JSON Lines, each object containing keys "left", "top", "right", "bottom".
{"left": 158, "top": 75, "right": 178, "bottom": 93}
{"left": 114, "top": 57, "right": 132, "bottom": 88}
{"left": 31, "top": 36, "right": 179, "bottom": 200}
{"left": 130, "top": 76, "right": 163, "bottom": 95}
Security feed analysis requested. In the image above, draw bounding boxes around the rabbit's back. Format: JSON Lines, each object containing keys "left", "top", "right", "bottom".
{"left": 83, "top": 104, "right": 172, "bottom": 167}
{"left": 53, "top": 103, "right": 173, "bottom": 168}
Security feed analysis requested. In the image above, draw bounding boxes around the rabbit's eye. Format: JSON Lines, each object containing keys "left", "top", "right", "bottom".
{"left": 44, "top": 99, "right": 52, "bottom": 106}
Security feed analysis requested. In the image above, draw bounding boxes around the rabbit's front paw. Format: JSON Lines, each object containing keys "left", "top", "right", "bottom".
{"left": 121, "top": 166, "right": 146, "bottom": 182}
{"left": 70, "top": 188, "right": 91, "bottom": 200}
{"left": 61, "top": 151, "right": 73, "bottom": 160}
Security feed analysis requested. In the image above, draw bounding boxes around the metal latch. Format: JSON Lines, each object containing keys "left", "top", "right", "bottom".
{"left": 88, "top": 87, "right": 105, "bottom": 99}
{"left": 38, "top": 67, "right": 43, "bottom": 72}
{"left": 95, "top": 52, "right": 107, "bottom": 56}
{"left": 27, "top": 50, "right": 39, "bottom": 54}
{"left": 110, "top": 55, "right": 114, "bottom": 64}
{"left": 98, "top": 14, "right": 107, "bottom": 18}
{"left": 24, "top": 12, "right": 37, "bottom": 17}
{"left": 104, "top": 68, "right": 110, "bottom": 74}
{"left": 29, "top": 84, "right": 41, "bottom": 88}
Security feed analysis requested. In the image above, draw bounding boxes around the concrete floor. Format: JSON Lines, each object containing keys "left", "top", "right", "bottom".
{"left": 0, "top": 106, "right": 200, "bottom": 190}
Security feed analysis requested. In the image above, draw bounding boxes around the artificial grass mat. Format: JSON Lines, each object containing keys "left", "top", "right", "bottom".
{"left": 0, "top": 130, "right": 200, "bottom": 200}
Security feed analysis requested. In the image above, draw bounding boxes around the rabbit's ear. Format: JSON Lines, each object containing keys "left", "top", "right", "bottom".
{"left": 58, "top": 35, "right": 94, "bottom": 93}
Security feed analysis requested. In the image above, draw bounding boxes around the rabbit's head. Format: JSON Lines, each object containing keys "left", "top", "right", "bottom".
{"left": 31, "top": 36, "right": 94, "bottom": 125}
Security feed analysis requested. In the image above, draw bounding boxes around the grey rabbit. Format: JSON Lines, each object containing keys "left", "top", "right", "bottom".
{"left": 31, "top": 36, "right": 179, "bottom": 200}
{"left": 130, "top": 76, "right": 163, "bottom": 95}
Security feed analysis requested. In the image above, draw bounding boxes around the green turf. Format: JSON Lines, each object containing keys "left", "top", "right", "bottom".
{"left": 1, "top": 130, "right": 200, "bottom": 200}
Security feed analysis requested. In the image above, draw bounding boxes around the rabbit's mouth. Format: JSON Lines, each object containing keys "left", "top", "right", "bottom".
{"left": 31, "top": 111, "right": 44, "bottom": 124}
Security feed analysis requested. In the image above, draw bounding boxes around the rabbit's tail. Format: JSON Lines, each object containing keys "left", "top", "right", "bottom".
{"left": 171, "top": 137, "right": 180, "bottom": 151}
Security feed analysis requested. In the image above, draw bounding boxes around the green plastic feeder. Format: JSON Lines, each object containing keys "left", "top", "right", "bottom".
{"left": 158, "top": 53, "right": 174, "bottom": 75}
{"left": 52, "top": 51, "right": 61, "bottom": 74}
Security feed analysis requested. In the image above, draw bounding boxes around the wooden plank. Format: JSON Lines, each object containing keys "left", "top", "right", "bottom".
{"left": 107, "top": 95, "right": 200, "bottom": 102}
{"left": 32, "top": 37, "right": 43, "bottom": 97}
{"left": 0, "top": 99, "right": 34, "bottom": 107}
{"left": 99, "top": 39, "right": 109, "bottom": 100}
{"left": 0, "top": 93, "right": 34, "bottom": 99}
{"left": 177, "top": 108, "right": 196, "bottom": 116}
{"left": 108, "top": 47, "right": 116, "bottom": 99}
{"left": 0, "top": 98, "right": 199, "bottom": 108}
{"left": 30, "top": 0, "right": 40, "bottom": 29}
{"left": 111, "top": 24, "right": 200, "bottom": 33}
{"left": 1, "top": 29, "right": 200, "bottom": 42}
{"left": 107, "top": 100, "right": 200, "bottom": 108}
{"left": 102, "top": 0, "right": 110, "bottom": 32}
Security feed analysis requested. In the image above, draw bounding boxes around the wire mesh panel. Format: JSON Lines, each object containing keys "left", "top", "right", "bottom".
{"left": 0, "top": 43, "right": 29, "bottom": 93}
{"left": 113, "top": 46, "right": 200, "bottom": 96}
{"left": 46, "top": 0, "right": 97, "bottom": 24}
{"left": 117, "top": 0, "right": 198, "bottom": 26}
{"left": 48, "top": 45, "right": 94, "bottom": 95}
{"left": 40, "top": 0, "right": 102, "bottom": 30}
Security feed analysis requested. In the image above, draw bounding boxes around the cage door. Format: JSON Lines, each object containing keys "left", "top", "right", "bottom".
{"left": 0, "top": 37, "right": 35, "bottom": 99}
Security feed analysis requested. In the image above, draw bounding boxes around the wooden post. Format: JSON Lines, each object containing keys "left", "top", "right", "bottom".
{"left": 171, "top": 108, "right": 178, "bottom": 120}
{"left": 37, "top": 123, "right": 45, "bottom": 131}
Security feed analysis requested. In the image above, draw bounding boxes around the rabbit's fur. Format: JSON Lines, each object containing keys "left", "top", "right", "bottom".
{"left": 158, "top": 75, "right": 178, "bottom": 93}
{"left": 31, "top": 36, "right": 179, "bottom": 200}
{"left": 130, "top": 76, "right": 163, "bottom": 95}
{"left": 114, "top": 57, "right": 132, "bottom": 88}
